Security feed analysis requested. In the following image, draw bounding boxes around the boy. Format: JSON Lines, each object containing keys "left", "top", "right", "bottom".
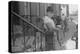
{"left": 42, "top": 6, "right": 62, "bottom": 50}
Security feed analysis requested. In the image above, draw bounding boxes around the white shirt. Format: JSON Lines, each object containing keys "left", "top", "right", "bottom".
{"left": 43, "top": 16, "right": 56, "bottom": 29}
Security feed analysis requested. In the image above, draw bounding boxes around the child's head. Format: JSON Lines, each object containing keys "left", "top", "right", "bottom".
{"left": 46, "top": 6, "right": 54, "bottom": 17}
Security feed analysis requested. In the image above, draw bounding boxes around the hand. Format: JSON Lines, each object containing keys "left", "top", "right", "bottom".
{"left": 55, "top": 28, "right": 63, "bottom": 31}
{"left": 57, "top": 25, "right": 62, "bottom": 28}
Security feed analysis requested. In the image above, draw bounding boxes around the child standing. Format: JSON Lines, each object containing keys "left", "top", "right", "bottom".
{"left": 42, "top": 6, "right": 61, "bottom": 50}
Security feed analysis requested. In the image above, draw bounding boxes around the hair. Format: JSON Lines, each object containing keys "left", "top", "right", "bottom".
{"left": 46, "top": 6, "right": 54, "bottom": 13}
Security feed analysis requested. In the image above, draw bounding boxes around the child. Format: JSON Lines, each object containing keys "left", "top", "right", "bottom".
{"left": 42, "top": 6, "right": 62, "bottom": 50}
{"left": 61, "top": 17, "right": 77, "bottom": 50}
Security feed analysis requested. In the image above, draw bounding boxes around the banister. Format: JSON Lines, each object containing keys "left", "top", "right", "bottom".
{"left": 11, "top": 10, "right": 45, "bottom": 34}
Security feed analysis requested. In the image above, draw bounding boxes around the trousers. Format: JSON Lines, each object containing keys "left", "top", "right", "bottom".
{"left": 45, "top": 31, "right": 55, "bottom": 50}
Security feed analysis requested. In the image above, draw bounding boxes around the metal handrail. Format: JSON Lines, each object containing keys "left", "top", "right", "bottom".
{"left": 11, "top": 10, "right": 45, "bottom": 34}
